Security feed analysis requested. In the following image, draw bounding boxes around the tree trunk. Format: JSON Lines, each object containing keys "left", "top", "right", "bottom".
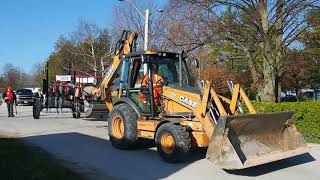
{"left": 276, "top": 75, "right": 281, "bottom": 102}
{"left": 246, "top": 53, "right": 261, "bottom": 102}
{"left": 101, "top": 58, "right": 105, "bottom": 76}
{"left": 275, "top": 0, "right": 284, "bottom": 102}
{"left": 258, "top": 61, "right": 277, "bottom": 102}
{"left": 295, "top": 88, "right": 299, "bottom": 101}
{"left": 254, "top": 0, "right": 281, "bottom": 102}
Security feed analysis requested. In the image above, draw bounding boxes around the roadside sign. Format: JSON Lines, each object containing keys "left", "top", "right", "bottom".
{"left": 56, "top": 75, "right": 72, "bottom": 82}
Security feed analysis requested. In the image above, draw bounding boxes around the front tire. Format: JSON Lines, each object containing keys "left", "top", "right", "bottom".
{"left": 155, "top": 123, "right": 191, "bottom": 163}
{"left": 108, "top": 104, "right": 138, "bottom": 149}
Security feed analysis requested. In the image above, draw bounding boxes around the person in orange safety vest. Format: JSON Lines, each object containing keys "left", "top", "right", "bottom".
{"left": 139, "top": 69, "right": 164, "bottom": 106}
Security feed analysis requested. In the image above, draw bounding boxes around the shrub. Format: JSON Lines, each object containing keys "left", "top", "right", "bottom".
{"left": 253, "top": 101, "right": 320, "bottom": 144}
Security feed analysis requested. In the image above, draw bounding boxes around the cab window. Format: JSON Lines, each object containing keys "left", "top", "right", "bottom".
{"left": 150, "top": 56, "right": 190, "bottom": 86}
{"left": 111, "top": 59, "right": 129, "bottom": 93}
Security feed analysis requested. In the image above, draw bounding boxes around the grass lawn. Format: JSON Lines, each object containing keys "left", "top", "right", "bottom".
{"left": 0, "top": 136, "right": 85, "bottom": 180}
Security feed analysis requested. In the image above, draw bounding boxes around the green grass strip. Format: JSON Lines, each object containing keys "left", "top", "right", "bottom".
{"left": 0, "top": 137, "right": 85, "bottom": 180}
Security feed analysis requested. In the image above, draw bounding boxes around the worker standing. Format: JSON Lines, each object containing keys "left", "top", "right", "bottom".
{"left": 56, "top": 83, "right": 64, "bottom": 114}
{"left": 3, "top": 86, "right": 16, "bottom": 117}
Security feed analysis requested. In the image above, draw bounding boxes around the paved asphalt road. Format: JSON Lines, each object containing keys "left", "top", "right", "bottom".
{"left": 0, "top": 105, "right": 319, "bottom": 180}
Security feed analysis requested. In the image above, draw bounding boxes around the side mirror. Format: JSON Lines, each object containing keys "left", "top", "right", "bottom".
{"left": 140, "top": 86, "right": 149, "bottom": 94}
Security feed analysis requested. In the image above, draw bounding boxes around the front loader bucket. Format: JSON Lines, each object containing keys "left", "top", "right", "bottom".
{"left": 206, "top": 111, "right": 308, "bottom": 169}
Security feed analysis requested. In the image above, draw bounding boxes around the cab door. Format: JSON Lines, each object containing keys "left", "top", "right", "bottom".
{"left": 111, "top": 58, "right": 129, "bottom": 101}
{"left": 126, "top": 58, "right": 151, "bottom": 115}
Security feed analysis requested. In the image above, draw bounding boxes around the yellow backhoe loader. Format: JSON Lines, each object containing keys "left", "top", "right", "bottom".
{"left": 88, "top": 30, "right": 307, "bottom": 169}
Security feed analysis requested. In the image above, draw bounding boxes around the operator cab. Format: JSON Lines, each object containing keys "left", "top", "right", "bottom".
{"left": 112, "top": 50, "right": 191, "bottom": 117}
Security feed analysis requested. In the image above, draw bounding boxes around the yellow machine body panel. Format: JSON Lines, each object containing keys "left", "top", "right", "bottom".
{"left": 160, "top": 83, "right": 308, "bottom": 170}
{"left": 162, "top": 86, "right": 201, "bottom": 113}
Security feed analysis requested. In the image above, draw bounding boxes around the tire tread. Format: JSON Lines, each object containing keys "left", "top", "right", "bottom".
{"left": 156, "top": 123, "right": 191, "bottom": 163}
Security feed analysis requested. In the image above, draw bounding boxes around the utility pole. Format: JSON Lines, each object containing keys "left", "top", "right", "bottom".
{"left": 118, "top": 0, "right": 150, "bottom": 74}
{"left": 143, "top": 9, "right": 149, "bottom": 74}
{"left": 118, "top": 0, "right": 150, "bottom": 51}
{"left": 144, "top": 9, "right": 149, "bottom": 51}
{"left": 118, "top": 0, "right": 163, "bottom": 74}
{"left": 45, "top": 61, "right": 49, "bottom": 109}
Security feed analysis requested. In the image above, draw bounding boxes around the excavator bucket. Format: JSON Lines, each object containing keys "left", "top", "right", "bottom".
{"left": 84, "top": 101, "right": 109, "bottom": 117}
{"left": 206, "top": 111, "right": 308, "bottom": 169}
{"left": 82, "top": 86, "right": 109, "bottom": 117}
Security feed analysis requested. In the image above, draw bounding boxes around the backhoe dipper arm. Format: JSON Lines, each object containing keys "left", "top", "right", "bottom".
{"left": 91, "top": 30, "right": 137, "bottom": 108}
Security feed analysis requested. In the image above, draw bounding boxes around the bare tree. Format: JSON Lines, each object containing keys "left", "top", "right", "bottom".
{"left": 1, "top": 63, "right": 24, "bottom": 90}
{"left": 166, "top": 0, "right": 320, "bottom": 102}
{"left": 162, "top": 1, "right": 216, "bottom": 52}
{"left": 54, "top": 20, "right": 113, "bottom": 77}
{"left": 112, "top": 0, "right": 166, "bottom": 50}
{"left": 31, "top": 62, "right": 45, "bottom": 87}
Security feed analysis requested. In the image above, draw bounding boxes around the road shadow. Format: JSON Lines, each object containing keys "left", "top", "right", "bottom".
{"left": 21, "top": 132, "right": 205, "bottom": 180}
{"left": 41, "top": 111, "right": 108, "bottom": 121}
{"left": 21, "top": 132, "right": 316, "bottom": 179}
{"left": 82, "top": 117, "right": 108, "bottom": 122}
{"left": 225, "top": 152, "right": 315, "bottom": 176}
{"left": 82, "top": 115, "right": 109, "bottom": 121}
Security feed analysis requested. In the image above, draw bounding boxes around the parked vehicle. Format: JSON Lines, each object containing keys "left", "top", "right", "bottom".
{"left": 16, "top": 89, "right": 34, "bottom": 105}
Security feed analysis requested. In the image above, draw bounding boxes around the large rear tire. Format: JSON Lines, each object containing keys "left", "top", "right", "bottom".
{"left": 108, "top": 104, "right": 138, "bottom": 150}
{"left": 155, "top": 123, "right": 191, "bottom": 163}
{"left": 33, "top": 98, "right": 41, "bottom": 119}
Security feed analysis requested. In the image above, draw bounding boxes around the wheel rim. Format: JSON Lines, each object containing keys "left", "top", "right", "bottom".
{"left": 112, "top": 116, "right": 124, "bottom": 139}
{"left": 160, "top": 132, "right": 175, "bottom": 154}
